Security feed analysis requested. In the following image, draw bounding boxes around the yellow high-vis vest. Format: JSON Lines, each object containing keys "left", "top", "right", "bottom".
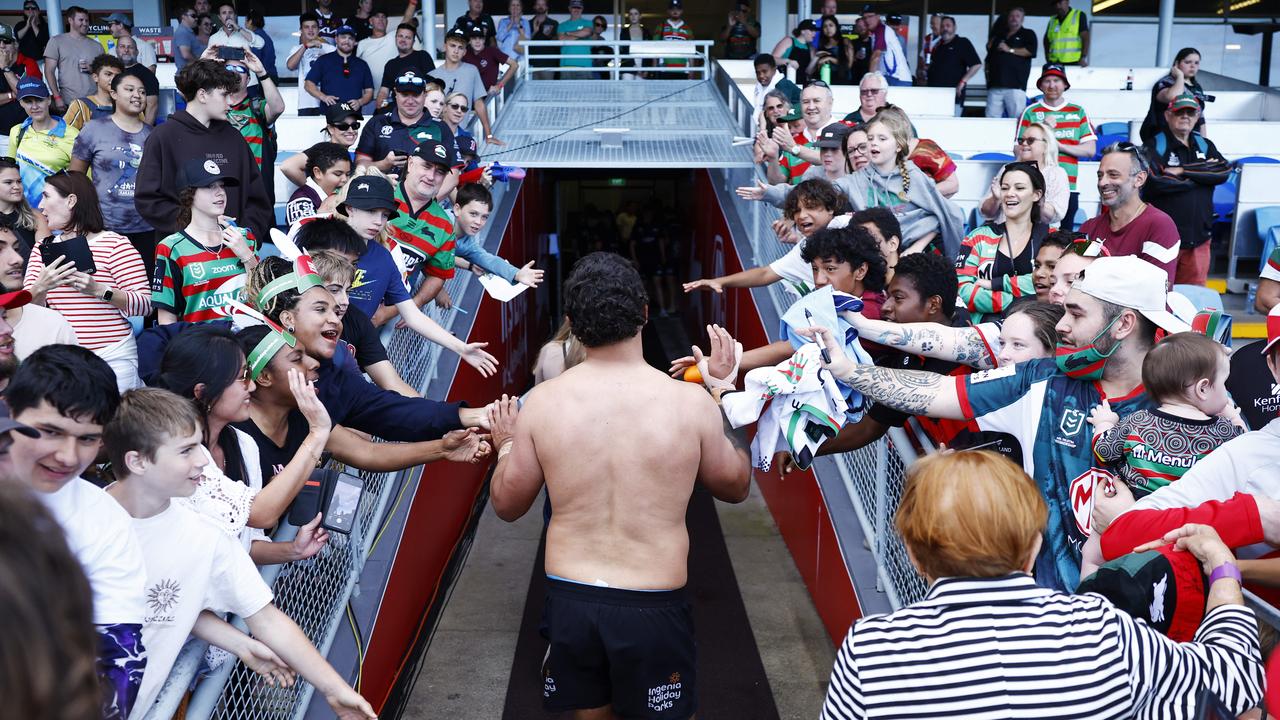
{"left": 1046, "top": 9, "right": 1083, "bottom": 63}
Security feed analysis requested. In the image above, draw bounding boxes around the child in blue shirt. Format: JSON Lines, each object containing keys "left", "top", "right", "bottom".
{"left": 452, "top": 183, "right": 543, "bottom": 287}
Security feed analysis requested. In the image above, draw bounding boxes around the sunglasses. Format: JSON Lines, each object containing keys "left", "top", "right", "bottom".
{"left": 1106, "top": 141, "right": 1150, "bottom": 173}
{"left": 1015, "top": 137, "right": 1043, "bottom": 146}
{"left": 860, "top": 88, "right": 886, "bottom": 96}
{"left": 225, "top": 64, "right": 248, "bottom": 74}
{"left": 447, "top": 102, "right": 468, "bottom": 111}
{"left": 237, "top": 364, "right": 252, "bottom": 387}
{"left": 333, "top": 121, "right": 360, "bottom": 131}
{"left": 804, "top": 80, "right": 829, "bottom": 88}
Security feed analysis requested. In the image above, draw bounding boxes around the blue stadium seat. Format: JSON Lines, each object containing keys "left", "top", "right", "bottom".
{"left": 1213, "top": 176, "right": 1237, "bottom": 223}
{"left": 1237, "top": 156, "right": 1280, "bottom": 164}
{"left": 969, "top": 152, "right": 1014, "bottom": 161}
{"left": 1096, "top": 121, "right": 1129, "bottom": 137}
{"left": 1257, "top": 206, "right": 1280, "bottom": 267}
{"left": 1172, "top": 283, "right": 1223, "bottom": 312}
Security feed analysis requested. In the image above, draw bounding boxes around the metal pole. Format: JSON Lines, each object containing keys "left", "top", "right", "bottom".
{"left": 422, "top": 0, "right": 437, "bottom": 60}
{"left": 48, "top": 0, "right": 64, "bottom": 37}
{"left": 1155, "top": 0, "right": 1175, "bottom": 66}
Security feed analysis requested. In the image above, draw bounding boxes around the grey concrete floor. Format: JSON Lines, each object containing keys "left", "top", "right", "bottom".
{"left": 407, "top": 485, "right": 835, "bottom": 719}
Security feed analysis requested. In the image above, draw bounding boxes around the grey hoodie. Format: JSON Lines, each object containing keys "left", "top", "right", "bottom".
{"left": 836, "top": 164, "right": 966, "bottom": 259}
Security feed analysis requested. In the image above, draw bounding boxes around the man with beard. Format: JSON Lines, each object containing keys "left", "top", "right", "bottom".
{"left": 797, "top": 255, "right": 1189, "bottom": 592}
{"left": 1078, "top": 143, "right": 1180, "bottom": 283}
{"left": 116, "top": 36, "right": 159, "bottom": 125}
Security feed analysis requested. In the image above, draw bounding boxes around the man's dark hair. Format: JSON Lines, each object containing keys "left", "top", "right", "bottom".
{"left": 175, "top": 59, "right": 240, "bottom": 101}
{"left": 7, "top": 345, "right": 120, "bottom": 426}
{"left": 456, "top": 183, "right": 492, "bottom": 210}
{"left": 801, "top": 225, "right": 888, "bottom": 292}
{"left": 64, "top": 6, "right": 88, "bottom": 21}
{"left": 246, "top": 9, "right": 266, "bottom": 28}
{"left": 89, "top": 54, "right": 125, "bottom": 76}
{"left": 216, "top": 2, "right": 237, "bottom": 14}
{"left": 303, "top": 142, "right": 352, "bottom": 179}
{"left": 1097, "top": 298, "right": 1158, "bottom": 351}
{"left": 851, "top": 206, "right": 902, "bottom": 245}
{"left": 45, "top": 172, "right": 104, "bottom": 235}
{"left": 300, "top": 11, "right": 320, "bottom": 26}
{"left": 753, "top": 52, "right": 777, "bottom": 69}
{"left": 564, "top": 252, "right": 647, "bottom": 348}
{"left": 397, "top": 22, "right": 418, "bottom": 34}
{"left": 893, "top": 253, "right": 958, "bottom": 319}
{"left": 783, "top": 178, "right": 848, "bottom": 220}
{"left": 295, "top": 216, "right": 366, "bottom": 257}
{"left": 1042, "top": 229, "right": 1080, "bottom": 252}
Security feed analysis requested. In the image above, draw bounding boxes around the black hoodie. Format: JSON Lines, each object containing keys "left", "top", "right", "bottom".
{"left": 135, "top": 109, "right": 274, "bottom": 243}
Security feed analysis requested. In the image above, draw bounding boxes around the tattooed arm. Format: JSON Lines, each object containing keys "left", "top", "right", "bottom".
{"left": 798, "top": 325, "right": 969, "bottom": 420}
{"left": 842, "top": 310, "right": 998, "bottom": 370}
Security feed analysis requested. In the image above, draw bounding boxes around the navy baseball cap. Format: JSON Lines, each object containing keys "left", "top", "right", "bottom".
{"left": 16, "top": 78, "right": 48, "bottom": 99}
{"left": 394, "top": 71, "right": 427, "bottom": 93}
{"left": 456, "top": 135, "right": 478, "bottom": 158}
{"left": 178, "top": 158, "right": 241, "bottom": 190}
{"left": 335, "top": 24, "right": 357, "bottom": 37}
{"left": 816, "top": 121, "right": 852, "bottom": 149}
{"left": 445, "top": 27, "right": 467, "bottom": 43}
{"left": 339, "top": 176, "right": 399, "bottom": 218}
{"left": 324, "top": 102, "right": 361, "bottom": 124}
{"left": 411, "top": 139, "right": 453, "bottom": 168}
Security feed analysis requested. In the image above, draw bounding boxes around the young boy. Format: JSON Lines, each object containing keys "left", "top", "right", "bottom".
{"left": 1081, "top": 332, "right": 1245, "bottom": 576}
{"left": 452, "top": 183, "right": 542, "bottom": 288}
{"left": 104, "top": 387, "right": 377, "bottom": 720}
{"left": 5, "top": 345, "right": 145, "bottom": 720}
{"left": 683, "top": 178, "right": 849, "bottom": 299}
{"left": 286, "top": 141, "right": 352, "bottom": 224}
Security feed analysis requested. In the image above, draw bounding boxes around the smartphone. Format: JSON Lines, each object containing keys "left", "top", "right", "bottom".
{"left": 323, "top": 472, "right": 364, "bottom": 534}
{"left": 218, "top": 46, "right": 245, "bottom": 61}
{"left": 40, "top": 235, "right": 96, "bottom": 274}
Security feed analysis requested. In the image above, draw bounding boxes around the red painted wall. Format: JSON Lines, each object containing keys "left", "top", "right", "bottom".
{"left": 360, "top": 172, "right": 552, "bottom": 711}
{"left": 688, "top": 171, "right": 861, "bottom": 645}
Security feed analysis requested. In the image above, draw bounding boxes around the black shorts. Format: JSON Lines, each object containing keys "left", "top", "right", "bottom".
{"left": 540, "top": 578, "right": 696, "bottom": 719}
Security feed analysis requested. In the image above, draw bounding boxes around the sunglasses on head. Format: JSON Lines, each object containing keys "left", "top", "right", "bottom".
{"left": 333, "top": 121, "right": 360, "bottom": 131}
{"left": 804, "top": 80, "right": 829, "bottom": 89}
{"left": 1106, "top": 141, "right": 1150, "bottom": 173}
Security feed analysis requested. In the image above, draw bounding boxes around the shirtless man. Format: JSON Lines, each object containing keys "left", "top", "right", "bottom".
{"left": 489, "top": 252, "right": 751, "bottom": 720}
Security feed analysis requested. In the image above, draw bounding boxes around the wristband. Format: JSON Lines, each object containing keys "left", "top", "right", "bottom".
{"left": 257, "top": 73, "right": 270, "bottom": 82}
{"left": 1208, "top": 561, "right": 1242, "bottom": 586}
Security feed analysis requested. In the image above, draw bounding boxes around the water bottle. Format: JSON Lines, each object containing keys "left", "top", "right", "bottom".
{"left": 820, "top": 62, "right": 831, "bottom": 85}
{"left": 1125, "top": 69, "right": 1133, "bottom": 91}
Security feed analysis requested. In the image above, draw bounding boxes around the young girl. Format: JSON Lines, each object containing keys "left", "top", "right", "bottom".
{"left": 1081, "top": 332, "right": 1245, "bottom": 576}
{"left": 0, "top": 155, "right": 47, "bottom": 259}
{"left": 153, "top": 158, "right": 260, "bottom": 324}
{"left": 285, "top": 142, "right": 352, "bottom": 224}
{"left": 955, "top": 162, "right": 1049, "bottom": 322}
{"left": 838, "top": 113, "right": 966, "bottom": 260}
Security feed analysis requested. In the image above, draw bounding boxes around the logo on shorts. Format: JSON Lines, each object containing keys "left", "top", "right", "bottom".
{"left": 647, "top": 675, "right": 683, "bottom": 712}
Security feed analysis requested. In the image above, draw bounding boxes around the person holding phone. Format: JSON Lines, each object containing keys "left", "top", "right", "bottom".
{"left": 153, "top": 159, "right": 259, "bottom": 325}
{"left": 24, "top": 171, "right": 151, "bottom": 391}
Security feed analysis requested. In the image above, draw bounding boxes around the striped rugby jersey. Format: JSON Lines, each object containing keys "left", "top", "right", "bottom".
{"left": 226, "top": 97, "right": 268, "bottom": 168}
{"left": 389, "top": 182, "right": 456, "bottom": 280}
{"left": 660, "top": 19, "right": 693, "bottom": 67}
{"left": 152, "top": 230, "right": 257, "bottom": 323}
{"left": 821, "top": 574, "right": 1262, "bottom": 720}
{"left": 1092, "top": 408, "right": 1242, "bottom": 496}
{"left": 1019, "top": 100, "right": 1096, "bottom": 192}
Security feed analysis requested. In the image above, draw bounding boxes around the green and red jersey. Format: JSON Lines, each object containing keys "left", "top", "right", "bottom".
{"left": 1018, "top": 100, "right": 1096, "bottom": 192}
{"left": 152, "top": 230, "right": 258, "bottom": 323}
{"left": 388, "top": 182, "right": 456, "bottom": 280}
{"left": 227, "top": 96, "right": 268, "bottom": 168}
{"left": 660, "top": 20, "right": 693, "bottom": 67}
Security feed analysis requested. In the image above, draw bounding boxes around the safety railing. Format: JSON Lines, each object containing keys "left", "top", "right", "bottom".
{"left": 516, "top": 39, "right": 714, "bottom": 82}
{"left": 144, "top": 94, "right": 510, "bottom": 720}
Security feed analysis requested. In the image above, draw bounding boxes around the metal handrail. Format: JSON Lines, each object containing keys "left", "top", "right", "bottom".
{"left": 516, "top": 39, "right": 714, "bottom": 82}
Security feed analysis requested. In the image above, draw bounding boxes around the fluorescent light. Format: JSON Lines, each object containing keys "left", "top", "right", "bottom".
{"left": 1225, "top": 43, "right": 1242, "bottom": 50}
{"left": 1092, "top": 0, "right": 1128, "bottom": 12}
{"left": 1217, "top": 0, "right": 1261, "bottom": 13}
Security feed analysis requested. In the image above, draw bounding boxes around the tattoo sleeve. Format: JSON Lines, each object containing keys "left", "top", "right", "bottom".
{"left": 837, "top": 366, "right": 946, "bottom": 416}
{"left": 954, "top": 328, "right": 997, "bottom": 370}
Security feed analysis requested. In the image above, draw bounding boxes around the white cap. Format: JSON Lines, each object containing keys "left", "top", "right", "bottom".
{"left": 1071, "top": 256, "right": 1192, "bottom": 335}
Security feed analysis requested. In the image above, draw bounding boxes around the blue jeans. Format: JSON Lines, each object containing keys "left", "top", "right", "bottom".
{"left": 985, "top": 88, "right": 1026, "bottom": 118}
{"left": 886, "top": 75, "right": 913, "bottom": 87}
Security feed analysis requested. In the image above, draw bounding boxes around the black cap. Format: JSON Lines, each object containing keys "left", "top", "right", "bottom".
{"left": 456, "top": 135, "right": 478, "bottom": 157}
{"left": 324, "top": 102, "right": 362, "bottom": 125}
{"left": 393, "top": 71, "right": 428, "bottom": 92}
{"left": 445, "top": 27, "right": 467, "bottom": 43}
{"left": 411, "top": 138, "right": 454, "bottom": 168}
{"left": 861, "top": 4, "right": 878, "bottom": 14}
{"left": 466, "top": 25, "right": 486, "bottom": 38}
{"left": 178, "top": 158, "right": 241, "bottom": 190}
{"left": 816, "top": 121, "right": 852, "bottom": 149}
{"left": 795, "top": 19, "right": 817, "bottom": 33}
{"left": 669, "top": 0, "right": 683, "bottom": 7}
{"left": 339, "top": 176, "right": 400, "bottom": 218}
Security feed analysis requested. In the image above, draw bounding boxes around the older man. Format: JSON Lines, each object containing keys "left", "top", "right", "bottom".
{"left": 1078, "top": 144, "right": 1181, "bottom": 283}
{"left": 771, "top": 82, "right": 832, "bottom": 175}
{"left": 843, "top": 71, "right": 888, "bottom": 123}
{"left": 984, "top": 6, "right": 1037, "bottom": 118}
{"left": 104, "top": 13, "right": 157, "bottom": 73}
{"left": 115, "top": 36, "right": 159, "bottom": 125}
{"left": 1140, "top": 93, "right": 1231, "bottom": 286}
{"left": 1019, "top": 63, "right": 1096, "bottom": 230}
{"left": 357, "top": 71, "right": 460, "bottom": 197}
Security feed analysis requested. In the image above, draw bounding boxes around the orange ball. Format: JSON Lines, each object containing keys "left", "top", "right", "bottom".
{"left": 683, "top": 365, "right": 702, "bottom": 383}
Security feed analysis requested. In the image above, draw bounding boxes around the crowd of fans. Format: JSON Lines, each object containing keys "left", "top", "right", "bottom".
{"left": 0, "top": 2, "right": 1274, "bottom": 720}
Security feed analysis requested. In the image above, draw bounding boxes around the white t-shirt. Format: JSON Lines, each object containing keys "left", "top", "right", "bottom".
{"left": 129, "top": 502, "right": 273, "bottom": 719}
{"left": 38, "top": 477, "right": 146, "bottom": 625}
{"left": 12, "top": 303, "right": 78, "bottom": 359}
{"left": 296, "top": 44, "right": 338, "bottom": 111}
{"left": 769, "top": 240, "right": 815, "bottom": 297}
{"left": 356, "top": 32, "right": 415, "bottom": 94}
{"left": 177, "top": 429, "right": 267, "bottom": 553}
{"left": 208, "top": 27, "right": 265, "bottom": 50}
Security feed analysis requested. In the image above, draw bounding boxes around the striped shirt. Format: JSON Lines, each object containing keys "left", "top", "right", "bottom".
{"left": 389, "top": 183, "right": 456, "bottom": 280}
{"left": 226, "top": 97, "right": 268, "bottom": 168}
{"left": 821, "top": 574, "right": 1262, "bottom": 720}
{"left": 1018, "top": 101, "right": 1096, "bottom": 192}
{"left": 24, "top": 232, "right": 151, "bottom": 350}
{"left": 1092, "top": 408, "right": 1242, "bottom": 496}
{"left": 152, "top": 231, "right": 257, "bottom": 323}
{"left": 954, "top": 222, "right": 1039, "bottom": 320}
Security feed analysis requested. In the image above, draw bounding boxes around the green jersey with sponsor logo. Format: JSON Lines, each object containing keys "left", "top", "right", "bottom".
{"left": 152, "top": 230, "right": 257, "bottom": 323}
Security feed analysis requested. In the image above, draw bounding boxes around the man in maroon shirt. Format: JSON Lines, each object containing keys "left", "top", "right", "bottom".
{"left": 1078, "top": 142, "right": 1180, "bottom": 283}
{"left": 463, "top": 26, "right": 516, "bottom": 97}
